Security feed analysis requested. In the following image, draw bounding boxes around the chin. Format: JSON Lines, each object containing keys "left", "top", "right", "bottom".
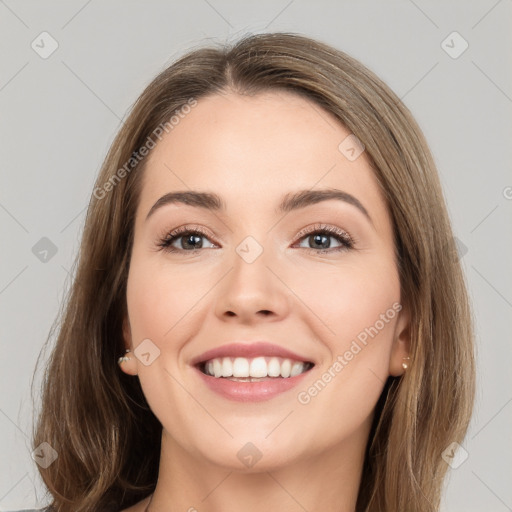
{"left": 185, "top": 428, "right": 310, "bottom": 473}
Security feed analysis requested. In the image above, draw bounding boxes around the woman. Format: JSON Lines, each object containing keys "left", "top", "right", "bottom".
{"left": 28, "top": 32, "right": 475, "bottom": 511}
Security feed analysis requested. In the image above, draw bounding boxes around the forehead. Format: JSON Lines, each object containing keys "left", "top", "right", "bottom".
{"left": 137, "top": 90, "right": 389, "bottom": 230}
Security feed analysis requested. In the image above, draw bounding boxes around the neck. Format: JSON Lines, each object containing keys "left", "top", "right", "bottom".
{"left": 148, "top": 423, "right": 370, "bottom": 512}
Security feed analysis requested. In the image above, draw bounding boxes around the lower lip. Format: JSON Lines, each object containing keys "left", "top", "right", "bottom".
{"left": 194, "top": 366, "right": 312, "bottom": 402}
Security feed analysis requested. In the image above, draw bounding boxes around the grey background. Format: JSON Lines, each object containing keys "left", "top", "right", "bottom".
{"left": 1, "top": 1, "right": 511, "bottom": 510}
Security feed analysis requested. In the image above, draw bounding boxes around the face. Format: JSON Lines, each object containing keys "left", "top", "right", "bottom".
{"left": 121, "top": 89, "right": 410, "bottom": 471}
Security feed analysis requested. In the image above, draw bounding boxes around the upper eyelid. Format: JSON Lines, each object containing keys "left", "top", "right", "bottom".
{"left": 295, "top": 224, "right": 351, "bottom": 239}
{"left": 160, "top": 224, "right": 215, "bottom": 240}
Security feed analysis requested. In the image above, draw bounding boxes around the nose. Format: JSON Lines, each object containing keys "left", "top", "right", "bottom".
{"left": 214, "top": 243, "right": 291, "bottom": 324}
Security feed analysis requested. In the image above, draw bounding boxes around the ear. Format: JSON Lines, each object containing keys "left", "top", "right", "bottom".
{"left": 119, "top": 315, "right": 138, "bottom": 376}
{"left": 388, "top": 302, "right": 411, "bottom": 377}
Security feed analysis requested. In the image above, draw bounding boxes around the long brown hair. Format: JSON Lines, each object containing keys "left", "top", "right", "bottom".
{"left": 32, "top": 32, "right": 475, "bottom": 511}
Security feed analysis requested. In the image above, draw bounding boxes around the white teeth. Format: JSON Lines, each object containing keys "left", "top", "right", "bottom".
{"left": 201, "top": 356, "right": 311, "bottom": 378}
{"left": 280, "top": 359, "right": 291, "bottom": 378}
{"left": 213, "top": 358, "right": 222, "bottom": 378}
{"left": 290, "top": 361, "right": 305, "bottom": 377}
{"left": 267, "top": 357, "right": 281, "bottom": 377}
{"left": 232, "top": 357, "right": 250, "bottom": 377}
{"left": 249, "top": 357, "right": 268, "bottom": 378}
{"left": 221, "top": 357, "right": 233, "bottom": 377}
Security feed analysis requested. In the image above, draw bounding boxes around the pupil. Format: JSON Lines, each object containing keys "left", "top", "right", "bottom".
{"left": 183, "top": 234, "right": 202, "bottom": 249}
{"left": 311, "top": 234, "right": 329, "bottom": 249}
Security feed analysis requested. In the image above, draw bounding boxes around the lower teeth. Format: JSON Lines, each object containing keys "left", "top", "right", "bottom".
{"left": 222, "top": 376, "right": 281, "bottom": 382}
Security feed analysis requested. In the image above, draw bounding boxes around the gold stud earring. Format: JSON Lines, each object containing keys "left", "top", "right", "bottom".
{"left": 118, "top": 349, "right": 132, "bottom": 364}
{"left": 402, "top": 356, "right": 411, "bottom": 370}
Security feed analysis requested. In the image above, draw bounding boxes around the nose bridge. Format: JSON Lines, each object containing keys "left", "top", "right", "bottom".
{"left": 214, "top": 233, "right": 290, "bottom": 321}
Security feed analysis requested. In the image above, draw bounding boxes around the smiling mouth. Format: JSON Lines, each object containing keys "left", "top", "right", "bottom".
{"left": 197, "top": 356, "right": 315, "bottom": 380}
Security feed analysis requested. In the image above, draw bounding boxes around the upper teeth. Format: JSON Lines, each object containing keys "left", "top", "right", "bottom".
{"left": 203, "top": 356, "right": 311, "bottom": 378}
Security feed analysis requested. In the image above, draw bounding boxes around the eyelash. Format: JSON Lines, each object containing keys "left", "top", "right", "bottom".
{"left": 156, "top": 223, "right": 355, "bottom": 255}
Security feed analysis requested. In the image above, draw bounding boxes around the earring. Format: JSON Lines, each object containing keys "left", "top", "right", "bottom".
{"left": 402, "top": 356, "right": 411, "bottom": 370}
{"left": 118, "top": 349, "right": 132, "bottom": 364}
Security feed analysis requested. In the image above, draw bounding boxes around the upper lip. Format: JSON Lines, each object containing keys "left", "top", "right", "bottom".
{"left": 190, "top": 341, "right": 315, "bottom": 366}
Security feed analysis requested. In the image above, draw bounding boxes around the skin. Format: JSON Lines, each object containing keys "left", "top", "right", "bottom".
{"left": 119, "top": 89, "right": 410, "bottom": 512}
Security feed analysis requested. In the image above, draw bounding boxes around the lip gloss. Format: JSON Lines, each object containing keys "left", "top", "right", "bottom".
{"left": 194, "top": 365, "right": 311, "bottom": 402}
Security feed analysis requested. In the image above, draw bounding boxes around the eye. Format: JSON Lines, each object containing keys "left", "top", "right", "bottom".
{"left": 156, "top": 225, "right": 217, "bottom": 253}
{"left": 155, "top": 223, "right": 355, "bottom": 254}
{"left": 293, "top": 223, "right": 354, "bottom": 253}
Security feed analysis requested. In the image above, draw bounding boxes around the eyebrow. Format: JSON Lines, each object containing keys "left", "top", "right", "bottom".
{"left": 145, "top": 188, "right": 373, "bottom": 225}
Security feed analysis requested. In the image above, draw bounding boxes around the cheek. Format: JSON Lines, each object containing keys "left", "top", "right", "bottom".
{"left": 288, "top": 258, "right": 401, "bottom": 354}
{"left": 291, "top": 257, "right": 401, "bottom": 425}
{"left": 125, "top": 250, "right": 213, "bottom": 345}
{"left": 126, "top": 269, "right": 169, "bottom": 343}
{"left": 291, "top": 266, "right": 401, "bottom": 447}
